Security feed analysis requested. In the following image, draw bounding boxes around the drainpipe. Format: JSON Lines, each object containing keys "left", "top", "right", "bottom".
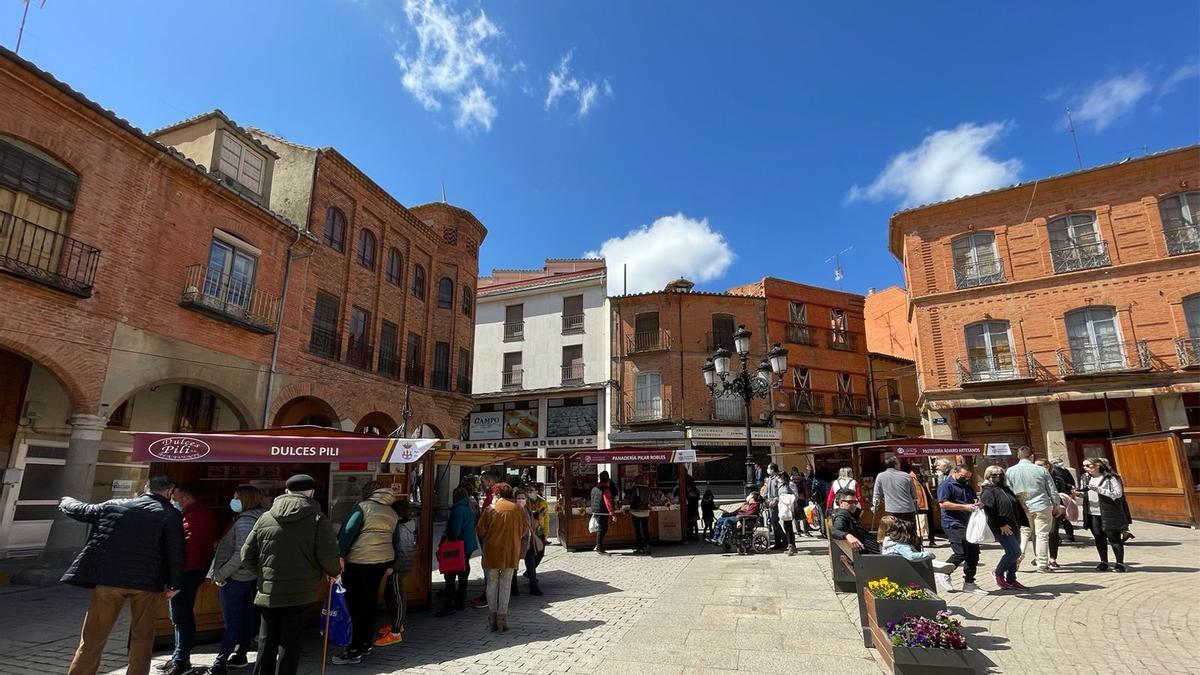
{"left": 262, "top": 227, "right": 306, "bottom": 427}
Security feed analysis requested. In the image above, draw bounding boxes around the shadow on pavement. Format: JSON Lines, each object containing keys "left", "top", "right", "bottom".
{"left": 961, "top": 624, "right": 1011, "bottom": 654}
{"left": 1007, "top": 582, "right": 1105, "bottom": 599}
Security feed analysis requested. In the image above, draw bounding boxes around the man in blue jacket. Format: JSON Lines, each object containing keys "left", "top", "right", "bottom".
{"left": 60, "top": 475, "right": 185, "bottom": 675}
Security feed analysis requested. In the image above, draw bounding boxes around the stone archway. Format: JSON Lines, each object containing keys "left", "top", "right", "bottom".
{"left": 273, "top": 396, "right": 339, "bottom": 428}
{"left": 356, "top": 412, "right": 398, "bottom": 436}
{"left": 105, "top": 379, "right": 256, "bottom": 432}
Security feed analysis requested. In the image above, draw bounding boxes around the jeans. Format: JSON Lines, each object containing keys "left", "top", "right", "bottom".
{"left": 485, "top": 568, "right": 515, "bottom": 614}
{"left": 594, "top": 514, "right": 610, "bottom": 551}
{"left": 214, "top": 578, "right": 259, "bottom": 667}
{"left": 384, "top": 571, "right": 406, "bottom": 631}
{"left": 1089, "top": 515, "right": 1125, "bottom": 565}
{"left": 68, "top": 586, "right": 158, "bottom": 675}
{"left": 712, "top": 515, "right": 739, "bottom": 544}
{"left": 344, "top": 561, "right": 390, "bottom": 652}
{"left": 780, "top": 518, "right": 795, "bottom": 547}
{"left": 944, "top": 526, "right": 979, "bottom": 584}
{"left": 522, "top": 544, "right": 543, "bottom": 584}
{"left": 253, "top": 605, "right": 307, "bottom": 675}
{"left": 994, "top": 533, "right": 1021, "bottom": 582}
{"left": 1019, "top": 505, "right": 1055, "bottom": 568}
{"left": 632, "top": 516, "right": 650, "bottom": 550}
{"left": 169, "top": 568, "right": 207, "bottom": 663}
{"left": 443, "top": 557, "right": 470, "bottom": 610}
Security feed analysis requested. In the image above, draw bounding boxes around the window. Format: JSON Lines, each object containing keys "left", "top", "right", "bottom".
{"left": 0, "top": 137, "right": 80, "bottom": 289}
{"left": 829, "top": 308, "right": 851, "bottom": 350}
{"left": 0, "top": 137, "right": 79, "bottom": 210}
{"left": 462, "top": 287, "right": 473, "bottom": 317}
{"left": 1186, "top": 295, "right": 1200, "bottom": 339}
{"left": 347, "top": 307, "right": 372, "bottom": 369}
{"left": 310, "top": 292, "right": 341, "bottom": 358}
{"left": 562, "top": 295, "right": 584, "bottom": 333}
{"left": 356, "top": 229, "right": 377, "bottom": 270}
{"left": 379, "top": 320, "right": 399, "bottom": 378}
{"left": 433, "top": 342, "right": 451, "bottom": 390}
{"left": 457, "top": 348, "right": 471, "bottom": 394}
{"left": 562, "top": 345, "right": 584, "bottom": 383}
{"left": 1181, "top": 296, "right": 1200, "bottom": 367}
{"left": 405, "top": 333, "right": 424, "bottom": 386}
{"left": 106, "top": 400, "right": 132, "bottom": 429}
{"left": 837, "top": 372, "right": 853, "bottom": 395}
{"left": 437, "top": 277, "right": 454, "bottom": 309}
{"left": 386, "top": 249, "right": 403, "bottom": 285}
{"left": 502, "top": 352, "right": 523, "bottom": 389}
{"left": 1065, "top": 307, "right": 1124, "bottom": 373}
{"left": 174, "top": 386, "right": 217, "bottom": 432}
{"left": 786, "top": 303, "right": 813, "bottom": 345}
{"left": 805, "top": 423, "right": 828, "bottom": 446}
{"left": 964, "top": 320, "right": 1015, "bottom": 380}
{"left": 789, "top": 302, "right": 807, "bottom": 324}
{"left": 951, "top": 232, "right": 1003, "bottom": 288}
{"left": 412, "top": 264, "right": 427, "bottom": 300}
{"left": 1160, "top": 192, "right": 1200, "bottom": 255}
{"left": 632, "top": 312, "right": 662, "bottom": 351}
{"left": 203, "top": 235, "right": 257, "bottom": 309}
{"left": 217, "top": 132, "right": 265, "bottom": 195}
{"left": 504, "top": 304, "right": 524, "bottom": 341}
{"left": 710, "top": 314, "right": 736, "bottom": 352}
{"left": 323, "top": 207, "right": 346, "bottom": 252}
{"left": 792, "top": 367, "right": 811, "bottom": 391}
{"left": 1048, "top": 213, "right": 1108, "bottom": 273}
{"left": 634, "top": 371, "right": 663, "bottom": 420}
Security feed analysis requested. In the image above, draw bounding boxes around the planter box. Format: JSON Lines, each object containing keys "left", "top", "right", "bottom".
{"left": 869, "top": 616, "right": 975, "bottom": 675}
{"left": 864, "top": 590, "right": 947, "bottom": 634}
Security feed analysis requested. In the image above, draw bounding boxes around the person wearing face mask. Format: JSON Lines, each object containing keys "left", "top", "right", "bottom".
{"left": 979, "top": 465, "right": 1029, "bottom": 591}
{"left": 764, "top": 464, "right": 789, "bottom": 551}
{"left": 937, "top": 465, "right": 985, "bottom": 595}
{"left": 202, "top": 486, "right": 266, "bottom": 675}
{"left": 332, "top": 482, "right": 400, "bottom": 665}
{"left": 162, "top": 484, "right": 216, "bottom": 675}
{"left": 521, "top": 485, "right": 549, "bottom": 595}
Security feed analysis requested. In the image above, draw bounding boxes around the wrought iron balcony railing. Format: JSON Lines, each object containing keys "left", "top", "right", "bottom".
{"left": 308, "top": 326, "right": 342, "bottom": 360}
{"left": 1050, "top": 240, "right": 1110, "bottom": 274}
{"left": 1176, "top": 337, "right": 1200, "bottom": 369}
{"left": 561, "top": 363, "right": 585, "bottom": 385}
{"left": 456, "top": 374, "right": 472, "bottom": 394}
{"left": 1163, "top": 219, "right": 1200, "bottom": 256}
{"left": 626, "top": 398, "right": 671, "bottom": 423}
{"left": 0, "top": 210, "right": 100, "bottom": 297}
{"left": 503, "top": 321, "right": 524, "bottom": 341}
{"left": 954, "top": 258, "right": 1005, "bottom": 289}
{"left": 180, "top": 264, "right": 281, "bottom": 333}
{"left": 956, "top": 352, "right": 1037, "bottom": 385}
{"left": 828, "top": 329, "right": 856, "bottom": 352}
{"left": 780, "top": 390, "right": 823, "bottom": 415}
{"left": 832, "top": 394, "right": 870, "bottom": 418}
{"left": 628, "top": 329, "right": 671, "bottom": 353}
{"left": 404, "top": 363, "right": 424, "bottom": 387}
{"left": 502, "top": 367, "right": 524, "bottom": 389}
{"left": 432, "top": 368, "right": 451, "bottom": 391}
{"left": 785, "top": 323, "right": 818, "bottom": 346}
{"left": 378, "top": 349, "right": 401, "bottom": 379}
{"left": 561, "top": 313, "right": 585, "bottom": 334}
{"left": 712, "top": 397, "right": 742, "bottom": 421}
{"left": 1056, "top": 340, "right": 1149, "bottom": 377}
{"left": 344, "top": 335, "right": 374, "bottom": 370}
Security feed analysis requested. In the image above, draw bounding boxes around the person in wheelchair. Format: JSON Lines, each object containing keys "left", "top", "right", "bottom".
{"left": 708, "top": 493, "right": 762, "bottom": 546}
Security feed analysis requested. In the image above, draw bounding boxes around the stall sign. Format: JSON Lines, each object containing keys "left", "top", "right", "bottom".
{"left": 132, "top": 432, "right": 436, "bottom": 464}
{"left": 578, "top": 450, "right": 674, "bottom": 465}
{"left": 894, "top": 444, "right": 984, "bottom": 457}
{"left": 469, "top": 412, "right": 503, "bottom": 440}
{"left": 673, "top": 449, "right": 698, "bottom": 463}
{"left": 986, "top": 442, "right": 1012, "bottom": 456}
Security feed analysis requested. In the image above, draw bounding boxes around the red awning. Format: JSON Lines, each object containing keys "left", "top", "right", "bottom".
{"left": 130, "top": 430, "right": 437, "bottom": 464}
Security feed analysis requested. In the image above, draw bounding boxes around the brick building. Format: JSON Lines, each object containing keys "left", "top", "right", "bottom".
{"left": 891, "top": 145, "right": 1200, "bottom": 470}
{"left": 0, "top": 48, "right": 483, "bottom": 557}
{"left": 864, "top": 285, "right": 915, "bottom": 360}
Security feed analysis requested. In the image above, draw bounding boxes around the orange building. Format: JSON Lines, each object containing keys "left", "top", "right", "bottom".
{"left": 891, "top": 145, "right": 1200, "bottom": 471}
{"left": 865, "top": 285, "right": 915, "bottom": 360}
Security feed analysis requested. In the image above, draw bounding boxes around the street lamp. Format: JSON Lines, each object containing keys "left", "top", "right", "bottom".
{"left": 702, "top": 325, "right": 788, "bottom": 492}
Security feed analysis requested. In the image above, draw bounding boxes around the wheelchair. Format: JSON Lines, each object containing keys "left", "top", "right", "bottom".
{"left": 724, "top": 513, "right": 771, "bottom": 556}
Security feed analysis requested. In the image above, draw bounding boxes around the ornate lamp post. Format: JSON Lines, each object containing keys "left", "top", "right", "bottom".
{"left": 702, "top": 325, "right": 788, "bottom": 492}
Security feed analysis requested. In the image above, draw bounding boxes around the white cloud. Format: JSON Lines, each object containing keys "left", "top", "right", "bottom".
{"left": 1159, "top": 62, "right": 1199, "bottom": 98}
{"left": 1071, "top": 71, "right": 1152, "bottom": 131}
{"left": 394, "top": 0, "right": 503, "bottom": 132}
{"left": 847, "top": 122, "right": 1023, "bottom": 207}
{"left": 545, "top": 50, "right": 612, "bottom": 118}
{"left": 585, "top": 213, "right": 734, "bottom": 295}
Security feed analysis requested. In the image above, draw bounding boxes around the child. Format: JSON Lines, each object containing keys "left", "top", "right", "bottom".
{"left": 376, "top": 498, "right": 416, "bottom": 646}
{"left": 881, "top": 515, "right": 958, "bottom": 594}
{"left": 701, "top": 489, "right": 716, "bottom": 537}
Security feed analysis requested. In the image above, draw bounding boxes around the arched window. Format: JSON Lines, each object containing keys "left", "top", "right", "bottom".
{"left": 411, "top": 264, "right": 427, "bottom": 300}
{"left": 323, "top": 207, "right": 346, "bottom": 252}
{"left": 1064, "top": 306, "right": 1123, "bottom": 373}
{"left": 356, "top": 229, "right": 377, "bottom": 270}
{"left": 951, "top": 231, "right": 1003, "bottom": 288}
{"left": 963, "top": 320, "right": 1014, "bottom": 381}
{"left": 461, "top": 286, "right": 473, "bottom": 318}
{"left": 437, "top": 277, "right": 454, "bottom": 309}
{"left": 1047, "top": 213, "right": 1107, "bottom": 273}
{"left": 386, "top": 248, "right": 403, "bottom": 285}
{"left": 1159, "top": 192, "right": 1200, "bottom": 255}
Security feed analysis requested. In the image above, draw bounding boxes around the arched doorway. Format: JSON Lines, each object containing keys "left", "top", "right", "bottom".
{"left": 273, "top": 396, "right": 339, "bottom": 429}
{"left": 356, "top": 412, "right": 398, "bottom": 437}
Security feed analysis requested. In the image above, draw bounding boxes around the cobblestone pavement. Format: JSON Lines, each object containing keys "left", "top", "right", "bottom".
{"left": 0, "top": 520, "right": 1195, "bottom": 674}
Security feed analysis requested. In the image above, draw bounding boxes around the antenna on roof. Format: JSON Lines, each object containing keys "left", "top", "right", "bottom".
{"left": 1066, "top": 107, "right": 1084, "bottom": 170}
{"left": 440, "top": 179, "right": 447, "bottom": 204}
{"left": 825, "top": 247, "right": 852, "bottom": 290}
{"left": 14, "top": 0, "right": 46, "bottom": 54}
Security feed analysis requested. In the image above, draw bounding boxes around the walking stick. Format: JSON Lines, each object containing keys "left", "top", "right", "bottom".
{"left": 320, "top": 580, "right": 334, "bottom": 675}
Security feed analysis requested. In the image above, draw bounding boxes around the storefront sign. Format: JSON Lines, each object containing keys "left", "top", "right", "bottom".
{"left": 894, "top": 444, "right": 983, "bottom": 457}
{"left": 504, "top": 410, "right": 538, "bottom": 439}
{"left": 469, "top": 412, "right": 503, "bottom": 440}
{"left": 461, "top": 436, "right": 593, "bottom": 451}
{"left": 986, "top": 442, "right": 1012, "bottom": 456}
{"left": 688, "top": 426, "right": 781, "bottom": 442}
{"left": 673, "top": 448, "right": 697, "bottom": 463}
{"left": 578, "top": 450, "right": 674, "bottom": 465}
{"left": 131, "top": 432, "right": 436, "bottom": 464}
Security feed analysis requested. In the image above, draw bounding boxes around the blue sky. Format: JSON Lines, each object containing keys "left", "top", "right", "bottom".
{"left": 4, "top": 1, "right": 1197, "bottom": 295}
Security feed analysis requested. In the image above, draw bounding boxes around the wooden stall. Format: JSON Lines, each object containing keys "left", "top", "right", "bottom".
{"left": 130, "top": 427, "right": 440, "bottom": 641}
{"left": 1111, "top": 430, "right": 1200, "bottom": 528}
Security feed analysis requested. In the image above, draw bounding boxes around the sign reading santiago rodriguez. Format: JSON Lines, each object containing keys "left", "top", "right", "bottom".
{"left": 131, "top": 432, "right": 435, "bottom": 464}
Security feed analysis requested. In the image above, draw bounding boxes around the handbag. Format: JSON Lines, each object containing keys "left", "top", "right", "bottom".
{"left": 436, "top": 539, "right": 467, "bottom": 575}
{"left": 320, "top": 581, "right": 353, "bottom": 648}
{"left": 965, "top": 509, "right": 994, "bottom": 544}
{"left": 778, "top": 493, "right": 796, "bottom": 522}
{"left": 587, "top": 515, "right": 601, "bottom": 534}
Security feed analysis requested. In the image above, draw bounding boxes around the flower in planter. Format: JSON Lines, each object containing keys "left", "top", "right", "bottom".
{"left": 867, "top": 577, "right": 934, "bottom": 600}
{"left": 887, "top": 611, "right": 968, "bottom": 650}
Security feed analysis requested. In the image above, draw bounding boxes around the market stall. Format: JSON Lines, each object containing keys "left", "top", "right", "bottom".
{"left": 556, "top": 448, "right": 724, "bottom": 551}
{"left": 1110, "top": 429, "right": 1200, "bottom": 527}
{"left": 130, "top": 427, "right": 440, "bottom": 641}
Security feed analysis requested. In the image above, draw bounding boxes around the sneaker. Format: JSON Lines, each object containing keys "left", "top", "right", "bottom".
{"left": 161, "top": 662, "right": 193, "bottom": 675}
{"left": 330, "top": 650, "right": 362, "bottom": 665}
{"left": 472, "top": 597, "right": 489, "bottom": 609}
{"left": 595, "top": 548, "right": 611, "bottom": 557}
{"left": 374, "top": 631, "right": 404, "bottom": 647}
{"left": 1036, "top": 566, "right": 1053, "bottom": 574}
{"left": 1048, "top": 560, "right": 1060, "bottom": 569}
{"left": 1008, "top": 579, "right": 1030, "bottom": 591}
{"left": 198, "top": 668, "right": 227, "bottom": 675}
{"left": 1113, "top": 563, "right": 1127, "bottom": 573}
{"left": 962, "top": 582, "right": 988, "bottom": 595}
{"left": 1096, "top": 562, "right": 1110, "bottom": 572}
{"left": 530, "top": 584, "right": 544, "bottom": 596}
{"left": 934, "top": 572, "right": 954, "bottom": 594}
{"left": 226, "top": 654, "right": 250, "bottom": 669}
{"left": 157, "top": 661, "right": 182, "bottom": 674}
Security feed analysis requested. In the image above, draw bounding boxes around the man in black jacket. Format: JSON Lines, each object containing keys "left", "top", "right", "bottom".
{"left": 60, "top": 475, "right": 185, "bottom": 675}
{"left": 829, "top": 489, "right": 880, "bottom": 554}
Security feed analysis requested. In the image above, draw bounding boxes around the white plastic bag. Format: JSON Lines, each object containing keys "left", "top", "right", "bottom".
{"left": 778, "top": 493, "right": 796, "bottom": 522}
{"left": 587, "top": 515, "right": 600, "bottom": 534}
{"left": 965, "top": 509, "right": 993, "bottom": 544}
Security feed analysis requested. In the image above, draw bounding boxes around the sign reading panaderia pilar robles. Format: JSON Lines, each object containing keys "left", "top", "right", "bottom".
{"left": 131, "top": 432, "right": 436, "bottom": 464}
{"left": 577, "top": 450, "right": 689, "bottom": 465}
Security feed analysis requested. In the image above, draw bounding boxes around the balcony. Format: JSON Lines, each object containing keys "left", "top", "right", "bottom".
{"left": 832, "top": 394, "right": 870, "bottom": 418}
{"left": 628, "top": 329, "right": 671, "bottom": 354}
{"left": 378, "top": 350, "right": 400, "bottom": 379}
{"left": 561, "top": 313, "right": 585, "bottom": 334}
{"left": 827, "top": 329, "right": 856, "bottom": 352}
{"left": 1050, "top": 241, "right": 1110, "bottom": 274}
{"left": 626, "top": 398, "right": 671, "bottom": 424}
{"left": 180, "top": 264, "right": 281, "bottom": 333}
{"left": 0, "top": 210, "right": 100, "bottom": 297}
{"left": 1163, "top": 220, "right": 1200, "bottom": 256}
{"left": 1056, "top": 340, "right": 1150, "bottom": 377}
{"left": 954, "top": 258, "right": 1005, "bottom": 289}
{"left": 308, "top": 326, "right": 342, "bottom": 360}
{"left": 779, "top": 390, "right": 823, "bottom": 415}
{"left": 706, "top": 331, "right": 735, "bottom": 353}
{"left": 404, "top": 364, "right": 424, "bottom": 387}
{"left": 561, "top": 362, "right": 585, "bottom": 385}
{"left": 456, "top": 374, "right": 472, "bottom": 394}
{"left": 502, "top": 367, "right": 524, "bottom": 390}
{"left": 503, "top": 321, "right": 524, "bottom": 341}
{"left": 712, "top": 397, "right": 742, "bottom": 421}
{"left": 956, "top": 352, "right": 1037, "bottom": 385}
{"left": 1176, "top": 337, "right": 1200, "bottom": 369}
{"left": 344, "top": 335, "right": 374, "bottom": 370}
{"left": 432, "top": 368, "right": 450, "bottom": 391}
{"left": 785, "top": 323, "right": 818, "bottom": 346}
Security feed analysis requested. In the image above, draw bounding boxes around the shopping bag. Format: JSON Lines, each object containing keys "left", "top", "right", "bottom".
{"left": 587, "top": 515, "right": 601, "bottom": 534}
{"left": 804, "top": 504, "right": 817, "bottom": 527}
{"left": 436, "top": 539, "right": 467, "bottom": 575}
{"left": 320, "top": 581, "right": 352, "bottom": 648}
{"left": 778, "top": 493, "right": 796, "bottom": 522}
{"left": 965, "top": 509, "right": 994, "bottom": 544}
